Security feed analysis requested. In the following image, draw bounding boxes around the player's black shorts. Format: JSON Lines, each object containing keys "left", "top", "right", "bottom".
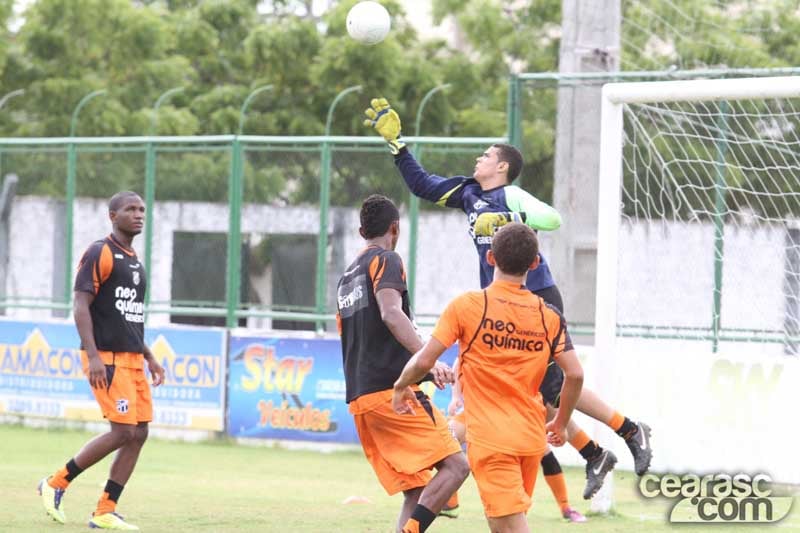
{"left": 532, "top": 284, "right": 565, "bottom": 406}
{"left": 532, "top": 285, "right": 564, "bottom": 314}
{"left": 540, "top": 360, "right": 564, "bottom": 406}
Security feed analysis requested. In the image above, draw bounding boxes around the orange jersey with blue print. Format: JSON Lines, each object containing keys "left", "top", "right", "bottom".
{"left": 431, "top": 279, "right": 571, "bottom": 456}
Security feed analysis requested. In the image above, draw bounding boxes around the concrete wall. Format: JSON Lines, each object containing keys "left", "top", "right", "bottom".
{"left": 8, "top": 196, "right": 529, "bottom": 327}
{"left": 5, "top": 196, "right": 788, "bottom": 335}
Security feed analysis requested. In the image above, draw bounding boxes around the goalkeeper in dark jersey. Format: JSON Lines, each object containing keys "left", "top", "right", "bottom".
{"left": 364, "top": 98, "right": 653, "bottom": 506}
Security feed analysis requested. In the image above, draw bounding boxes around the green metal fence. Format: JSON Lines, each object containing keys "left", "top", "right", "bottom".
{"left": 0, "top": 134, "right": 503, "bottom": 330}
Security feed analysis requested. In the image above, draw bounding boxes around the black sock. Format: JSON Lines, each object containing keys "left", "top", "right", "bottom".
{"left": 65, "top": 458, "right": 84, "bottom": 481}
{"left": 578, "top": 440, "right": 604, "bottom": 462}
{"left": 540, "top": 451, "right": 563, "bottom": 476}
{"left": 104, "top": 479, "right": 124, "bottom": 504}
{"left": 616, "top": 418, "right": 638, "bottom": 440}
{"left": 411, "top": 504, "right": 436, "bottom": 532}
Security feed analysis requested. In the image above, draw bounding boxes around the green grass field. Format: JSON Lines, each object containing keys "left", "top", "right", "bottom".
{"left": 2, "top": 424, "right": 797, "bottom": 532}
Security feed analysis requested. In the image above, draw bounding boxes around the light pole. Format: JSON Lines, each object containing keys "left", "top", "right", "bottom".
{"left": 64, "top": 89, "right": 107, "bottom": 308}
{"left": 144, "top": 87, "right": 184, "bottom": 311}
{"left": 69, "top": 89, "right": 107, "bottom": 137}
{"left": 315, "top": 85, "right": 362, "bottom": 331}
{"left": 238, "top": 85, "right": 273, "bottom": 135}
{"left": 224, "top": 85, "right": 275, "bottom": 327}
{"left": 0, "top": 89, "right": 24, "bottom": 111}
{"left": 408, "top": 83, "right": 451, "bottom": 309}
{"left": 150, "top": 86, "right": 184, "bottom": 135}
{"left": 0, "top": 89, "right": 25, "bottom": 183}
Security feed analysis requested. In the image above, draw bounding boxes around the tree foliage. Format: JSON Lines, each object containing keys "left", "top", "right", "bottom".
{"left": 0, "top": 0, "right": 796, "bottom": 206}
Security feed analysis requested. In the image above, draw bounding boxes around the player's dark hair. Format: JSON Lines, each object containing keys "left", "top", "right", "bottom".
{"left": 360, "top": 194, "right": 400, "bottom": 239}
{"left": 492, "top": 222, "right": 538, "bottom": 276}
{"left": 108, "top": 191, "right": 142, "bottom": 213}
{"left": 492, "top": 143, "right": 523, "bottom": 183}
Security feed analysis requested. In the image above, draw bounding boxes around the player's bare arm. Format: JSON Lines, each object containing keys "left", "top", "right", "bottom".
{"left": 392, "top": 337, "right": 450, "bottom": 415}
{"left": 447, "top": 357, "right": 463, "bottom": 416}
{"left": 73, "top": 290, "right": 106, "bottom": 390}
{"left": 375, "top": 287, "right": 424, "bottom": 354}
{"left": 142, "top": 345, "right": 165, "bottom": 386}
{"left": 546, "top": 348, "right": 583, "bottom": 446}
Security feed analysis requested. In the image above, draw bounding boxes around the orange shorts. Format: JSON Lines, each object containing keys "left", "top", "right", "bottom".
{"left": 467, "top": 441, "right": 543, "bottom": 518}
{"left": 81, "top": 351, "right": 152, "bottom": 425}
{"left": 351, "top": 389, "right": 462, "bottom": 495}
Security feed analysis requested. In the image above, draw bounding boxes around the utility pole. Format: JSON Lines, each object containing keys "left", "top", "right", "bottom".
{"left": 551, "top": 0, "right": 621, "bottom": 339}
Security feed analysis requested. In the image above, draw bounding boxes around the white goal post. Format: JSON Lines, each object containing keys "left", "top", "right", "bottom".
{"left": 597, "top": 75, "right": 800, "bottom": 350}
{"left": 592, "top": 75, "right": 800, "bottom": 496}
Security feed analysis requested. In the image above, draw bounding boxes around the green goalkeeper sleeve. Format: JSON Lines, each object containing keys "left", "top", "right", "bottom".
{"left": 504, "top": 185, "right": 562, "bottom": 231}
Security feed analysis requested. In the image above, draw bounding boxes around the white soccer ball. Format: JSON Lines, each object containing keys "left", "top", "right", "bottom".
{"left": 346, "top": 1, "right": 391, "bottom": 45}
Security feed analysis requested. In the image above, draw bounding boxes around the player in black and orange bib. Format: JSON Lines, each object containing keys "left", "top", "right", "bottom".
{"left": 38, "top": 191, "right": 165, "bottom": 531}
{"left": 337, "top": 194, "right": 469, "bottom": 533}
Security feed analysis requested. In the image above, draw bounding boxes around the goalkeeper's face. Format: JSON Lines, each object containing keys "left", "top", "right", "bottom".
{"left": 473, "top": 147, "right": 502, "bottom": 183}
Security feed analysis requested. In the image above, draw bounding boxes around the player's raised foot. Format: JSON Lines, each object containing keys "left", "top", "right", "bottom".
{"left": 438, "top": 504, "right": 459, "bottom": 519}
{"left": 88, "top": 512, "right": 139, "bottom": 530}
{"left": 562, "top": 507, "right": 587, "bottom": 523}
{"left": 625, "top": 421, "right": 652, "bottom": 475}
{"left": 38, "top": 477, "right": 66, "bottom": 524}
{"left": 583, "top": 449, "right": 617, "bottom": 500}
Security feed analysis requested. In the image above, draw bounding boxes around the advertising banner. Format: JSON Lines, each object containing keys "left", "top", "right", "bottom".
{"left": 227, "top": 332, "right": 459, "bottom": 444}
{"left": 0, "top": 319, "right": 226, "bottom": 431}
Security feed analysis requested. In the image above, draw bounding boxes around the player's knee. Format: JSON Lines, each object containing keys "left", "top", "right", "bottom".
{"left": 447, "top": 452, "right": 470, "bottom": 482}
{"left": 133, "top": 424, "right": 149, "bottom": 446}
{"left": 111, "top": 424, "right": 138, "bottom": 446}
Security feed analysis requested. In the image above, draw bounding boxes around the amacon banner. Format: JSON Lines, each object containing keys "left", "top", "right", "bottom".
{"left": 0, "top": 319, "right": 226, "bottom": 431}
{"left": 226, "top": 332, "right": 459, "bottom": 444}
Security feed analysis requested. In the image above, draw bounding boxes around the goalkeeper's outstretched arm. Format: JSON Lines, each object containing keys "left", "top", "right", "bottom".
{"left": 504, "top": 185, "right": 562, "bottom": 231}
{"left": 472, "top": 186, "right": 562, "bottom": 237}
{"left": 364, "top": 97, "right": 470, "bottom": 207}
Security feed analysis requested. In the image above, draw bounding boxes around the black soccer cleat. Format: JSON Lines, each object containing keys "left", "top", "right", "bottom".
{"left": 583, "top": 449, "right": 617, "bottom": 500}
{"left": 626, "top": 421, "right": 653, "bottom": 475}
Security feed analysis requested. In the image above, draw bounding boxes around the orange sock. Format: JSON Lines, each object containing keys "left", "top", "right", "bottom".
{"left": 607, "top": 411, "right": 625, "bottom": 432}
{"left": 95, "top": 491, "right": 116, "bottom": 516}
{"left": 545, "top": 473, "right": 570, "bottom": 512}
{"left": 445, "top": 492, "right": 459, "bottom": 509}
{"left": 569, "top": 430, "right": 591, "bottom": 452}
{"left": 401, "top": 518, "right": 420, "bottom": 533}
{"left": 48, "top": 468, "right": 71, "bottom": 490}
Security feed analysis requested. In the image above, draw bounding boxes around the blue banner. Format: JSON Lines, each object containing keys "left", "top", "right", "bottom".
{"left": 0, "top": 320, "right": 88, "bottom": 418}
{"left": 227, "top": 334, "right": 356, "bottom": 442}
{"left": 0, "top": 319, "right": 226, "bottom": 430}
{"left": 227, "top": 332, "right": 460, "bottom": 444}
{"left": 145, "top": 326, "right": 226, "bottom": 430}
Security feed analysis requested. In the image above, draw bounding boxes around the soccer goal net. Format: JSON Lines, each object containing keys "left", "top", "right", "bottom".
{"left": 594, "top": 76, "right": 800, "bottom": 484}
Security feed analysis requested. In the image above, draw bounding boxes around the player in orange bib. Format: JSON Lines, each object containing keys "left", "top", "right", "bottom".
{"left": 393, "top": 223, "right": 584, "bottom": 532}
